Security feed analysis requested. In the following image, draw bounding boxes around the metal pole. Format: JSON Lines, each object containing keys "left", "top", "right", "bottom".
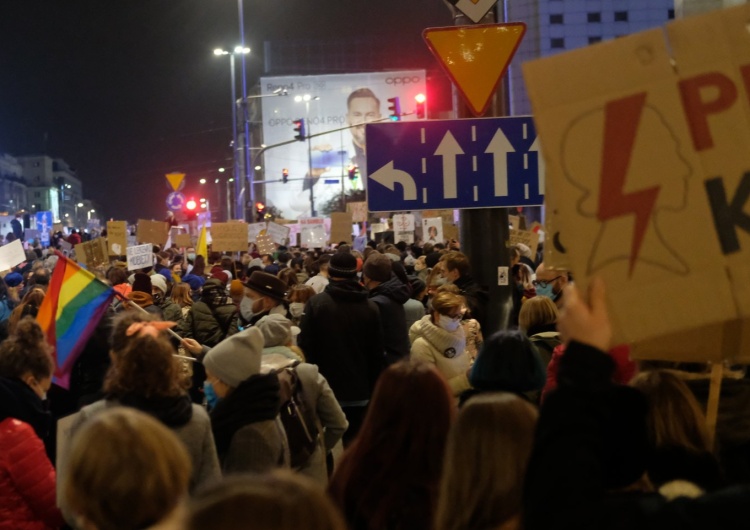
{"left": 452, "top": 1, "right": 513, "bottom": 335}
{"left": 238, "top": 0, "right": 252, "bottom": 221}
{"left": 230, "top": 54, "right": 239, "bottom": 220}
{"left": 226, "top": 179, "right": 232, "bottom": 220}
{"left": 307, "top": 129, "right": 316, "bottom": 217}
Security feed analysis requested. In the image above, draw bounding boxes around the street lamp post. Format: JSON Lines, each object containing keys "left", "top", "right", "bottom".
{"left": 295, "top": 94, "right": 319, "bottom": 217}
{"left": 214, "top": 46, "right": 249, "bottom": 221}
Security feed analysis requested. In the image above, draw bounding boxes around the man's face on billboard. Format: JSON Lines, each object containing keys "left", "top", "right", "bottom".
{"left": 347, "top": 97, "right": 381, "bottom": 148}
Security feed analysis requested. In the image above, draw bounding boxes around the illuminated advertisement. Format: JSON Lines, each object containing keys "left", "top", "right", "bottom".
{"left": 259, "top": 70, "right": 426, "bottom": 219}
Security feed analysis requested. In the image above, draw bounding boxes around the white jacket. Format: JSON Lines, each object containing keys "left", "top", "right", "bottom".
{"left": 409, "top": 315, "right": 471, "bottom": 396}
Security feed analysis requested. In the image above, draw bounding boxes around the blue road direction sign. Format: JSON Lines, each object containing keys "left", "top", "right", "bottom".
{"left": 365, "top": 116, "right": 544, "bottom": 212}
{"left": 166, "top": 191, "right": 186, "bottom": 211}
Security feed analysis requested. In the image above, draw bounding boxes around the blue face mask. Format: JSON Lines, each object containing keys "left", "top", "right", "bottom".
{"left": 535, "top": 283, "right": 558, "bottom": 301}
{"left": 204, "top": 382, "right": 219, "bottom": 410}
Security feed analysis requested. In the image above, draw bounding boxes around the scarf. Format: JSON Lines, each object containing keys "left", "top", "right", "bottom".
{"left": 210, "top": 372, "right": 281, "bottom": 458}
{"left": 114, "top": 393, "right": 193, "bottom": 428}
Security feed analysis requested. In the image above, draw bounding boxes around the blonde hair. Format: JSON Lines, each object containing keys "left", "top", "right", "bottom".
{"left": 189, "top": 470, "right": 347, "bottom": 530}
{"left": 518, "top": 295, "right": 559, "bottom": 333}
{"left": 630, "top": 370, "right": 712, "bottom": 454}
{"left": 435, "top": 393, "right": 538, "bottom": 530}
{"left": 64, "top": 408, "right": 191, "bottom": 530}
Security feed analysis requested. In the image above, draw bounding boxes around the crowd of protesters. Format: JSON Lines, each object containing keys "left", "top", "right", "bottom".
{"left": 1, "top": 230, "right": 749, "bottom": 530}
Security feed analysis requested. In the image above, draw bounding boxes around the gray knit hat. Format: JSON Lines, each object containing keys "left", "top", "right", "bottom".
{"left": 255, "top": 313, "right": 292, "bottom": 347}
{"left": 203, "top": 327, "right": 265, "bottom": 388}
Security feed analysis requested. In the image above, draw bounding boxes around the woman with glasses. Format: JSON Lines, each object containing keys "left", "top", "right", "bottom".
{"left": 409, "top": 291, "right": 471, "bottom": 397}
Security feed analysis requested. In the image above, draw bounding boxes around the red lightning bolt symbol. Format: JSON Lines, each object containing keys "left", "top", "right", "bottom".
{"left": 598, "top": 93, "right": 660, "bottom": 277}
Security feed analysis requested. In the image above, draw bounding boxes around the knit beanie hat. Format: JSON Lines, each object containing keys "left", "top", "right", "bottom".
{"left": 4, "top": 272, "right": 23, "bottom": 288}
{"left": 255, "top": 314, "right": 293, "bottom": 347}
{"left": 363, "top": 253, "right": 392, "bottom": 282}
{"left": 132, "top": 273, "right": 152, "bottom": 295}
{"left": 328, "top": 252, "right": 358, "bottom": 279}
{"left": 150, "top": 274, "right": 168, "bottom": 294}
{"left": 212, "top": 270, "right": 229, "bottom": 285}
{"left": 469, "top": 330, "right": 546, "bottom": 393}
{"left": 203, "top": 327, "right": 265, "bottom": 388}
{"left": 181, "top": 274, "right": 205, "bottom": 291}
{"left": 229, "top": 279, "right": 245, "bottom": 298}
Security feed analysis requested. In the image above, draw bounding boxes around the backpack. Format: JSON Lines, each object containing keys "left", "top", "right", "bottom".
{"left": 276, "top": 362, "right": 321, "bottom": 469}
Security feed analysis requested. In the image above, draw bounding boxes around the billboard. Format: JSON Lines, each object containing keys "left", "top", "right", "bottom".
{"left": 260, "top": 70, "right": 427, "bottom": 220}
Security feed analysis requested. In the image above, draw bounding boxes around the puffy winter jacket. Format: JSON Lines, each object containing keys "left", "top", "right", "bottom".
{"left": 0, "top": 418, "right": 63, "bottom": 530}
{"left": 409, "top": 315, "right": 471, "bottom": 396}
{"left": 181, "top": 280, "right": 239, "bottom": 347}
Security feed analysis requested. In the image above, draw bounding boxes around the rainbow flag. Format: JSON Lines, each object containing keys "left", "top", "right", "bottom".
{"left": 37, "top": 252, "right": 115, "bottom": 388}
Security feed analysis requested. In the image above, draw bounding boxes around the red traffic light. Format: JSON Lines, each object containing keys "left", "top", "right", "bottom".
{"left": 415, "top": 93, "right": 426, "bottom": 104}
{"left": 415, "top": 93, "right": 426, "bottom": 119}
{"left": 255, "top": 201, "right": 266, "bottom": 212}
{"left": 186, "top": 199, "right": 197, "bottom": 210}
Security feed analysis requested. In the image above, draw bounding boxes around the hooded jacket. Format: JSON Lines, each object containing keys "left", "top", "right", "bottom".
{"left": 368, "top": 274, "right": 411, "bottom": 365}
{"left": 181, "top": 278, "right": 239, "bottom": 347}
{"left": 298, "top": 279, "right": 384, "bottom": 403}
{"left": 73, "top": 395, "right": 221, "bottom": 493}
{"left": 409, "top": 315, "right": 471, "bottom": 396}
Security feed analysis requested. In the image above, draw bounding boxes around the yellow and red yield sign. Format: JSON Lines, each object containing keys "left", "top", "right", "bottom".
{"left": 423, "top": 23, "right": 526, "bottom": 116}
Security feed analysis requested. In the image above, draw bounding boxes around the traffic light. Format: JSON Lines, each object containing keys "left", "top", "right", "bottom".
{"left": 282, "top": 168, "right": 289, "bottom": 184}
{"left": 387, "top": 97, "right": 401, "bottom": 121}
{"left": 255, "top": 201, "right": 266, "bottom": 222}
{"left": 185, "top": 198, "right": 197, "bottom": 220}
{"left": 347, "top": 165, "right": 359, "bottom": 180}
{"left": 293, "top": 119, "right": 306, "bottom": 141}
{"left": 415, "top": 93, "right": 426, "bottom": 119}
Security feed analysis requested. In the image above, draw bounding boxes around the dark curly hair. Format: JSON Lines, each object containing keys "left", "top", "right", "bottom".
{"left": 0, "top": 317, "right": 55, "bottom": 381}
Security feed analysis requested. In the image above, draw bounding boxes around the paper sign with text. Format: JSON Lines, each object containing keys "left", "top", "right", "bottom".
{"left": 346, "top": 201, "right": 368, "bottom": 223}
{"left": 0, "top": 240, "right": 26, "bottom": 271}
{"left": 523, "top": 4, "right": 750, "bottom": 359}
{"left": 127, "top": 244, "right": 153, "bottom": 271}
{"left": 266, "top": 222, "right": 291, "bottom": 246}
{"left": 423, "top": 218, "right": 444, "bottom": 244}
{"left": 300, "top": 218, "right": 326, "bottom": 249}
{"left": 392, "top": 214, "right": 415, "bottom": 233}
{"left": 248, "top": 222, "right": 266, "bottom": 243}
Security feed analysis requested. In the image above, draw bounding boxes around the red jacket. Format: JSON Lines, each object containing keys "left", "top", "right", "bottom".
{"left": 0, "top": 418, "right": 63, "bottom": 530}
{"left": 541, "top": 343, "right": 636, "bottom": 403}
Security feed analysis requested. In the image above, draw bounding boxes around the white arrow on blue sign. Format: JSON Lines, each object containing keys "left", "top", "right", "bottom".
{"left": 365, "top": 116, "right": 545, "bottom": 212}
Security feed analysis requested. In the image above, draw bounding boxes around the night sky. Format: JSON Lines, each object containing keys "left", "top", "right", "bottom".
{"left": 0, "top": 0, "right": 453, "bottom": 222}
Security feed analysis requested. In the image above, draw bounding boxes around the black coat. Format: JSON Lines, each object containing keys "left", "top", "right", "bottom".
{"left": 523, "top": 342, "right": 750, "bottom": 530}
{"left": 298, "top": 279, "right": 384, "bottom": 403}
{"left": 368, "top": 275, "right": 410, "bottom": 365}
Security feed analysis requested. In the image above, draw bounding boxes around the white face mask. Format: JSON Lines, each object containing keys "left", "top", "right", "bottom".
{"left": 438, "top": 314, "right": 461, "bottom": 332}
{"left": 289, "top": 302, "right": 305, "bottom": 318}
{"left": 240, "top": 296, "right": 255, "bottom": 321}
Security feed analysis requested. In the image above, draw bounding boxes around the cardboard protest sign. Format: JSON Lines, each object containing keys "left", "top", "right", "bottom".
{"left": 509, "top": 229, "right": 540, "bottom": 259}
{"left": 127, "top": 244, "right": 153, "bottom": 271}
{"left": 75, "top": 238, "right": 108, "bottom": 269}
{"left": 107, "top": 221, "right": 128, "bottom": 256}
{"left": 0, "top": 240, "right": 26, "bottom": 271}
{"left": 423, "top": 217, "right": 443, "bottom": 244}
{"left": 523, "top": 4, "right": 750, "bottom": 359}
{"left": 347, "top": 201, "right": 368, "bottom": 223}
{"left": 210, "top": 222, "right": 248, "bottom": 252}
{"left": 509, "top": 215, "right": 521, "bottom": 230}
{"left": 300, "top": 218, "right": 326, "bottom": 249}
{"left": 255, "top": 231, "right": 276, "bottom": 256}
{"left": 329, "top": 212, "right": 353, "bottom": 245}
{"left": 266, "top": 222, "right": 290, "bottom": 246}
{"left": 174, "top": 233, "right": 192, "bottom": 248}
{"left": 136, "top": 219, "right": 168, "bottom": 247}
